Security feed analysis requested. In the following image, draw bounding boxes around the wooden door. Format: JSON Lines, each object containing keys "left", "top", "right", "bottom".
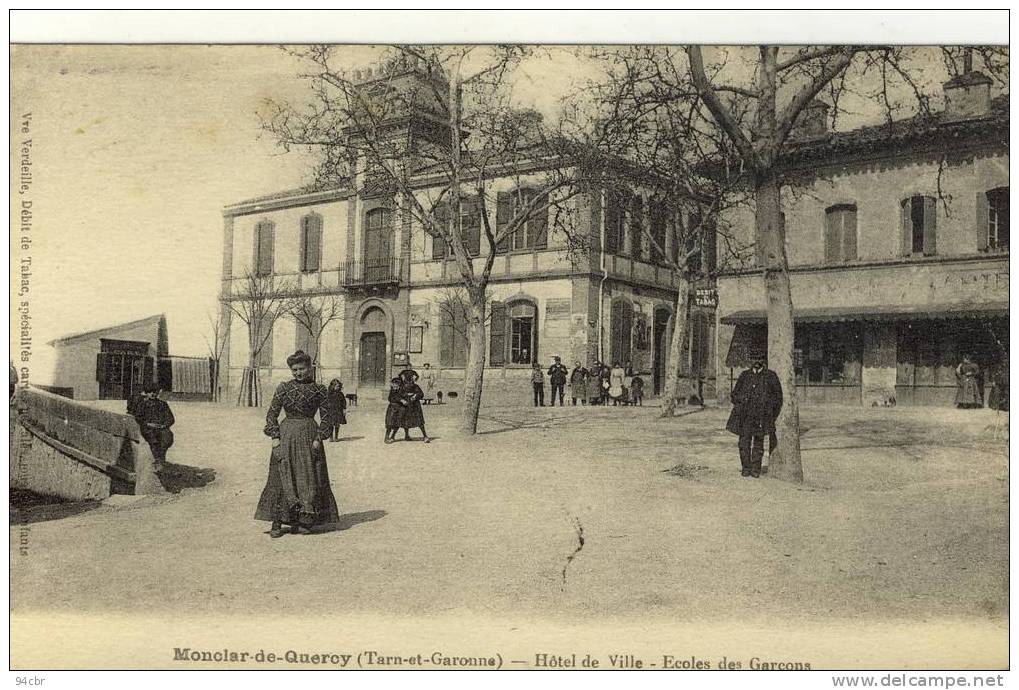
{"left": 359, "top": 332, "right": 387, "bottom": 387}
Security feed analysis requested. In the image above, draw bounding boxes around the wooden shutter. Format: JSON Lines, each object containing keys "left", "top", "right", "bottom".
{"left": 824, "top": 209, "right": 840, "bottom": 263}
{"left": 464, "top": 198, "right": 482, "bottom": 256}
{"left": 589, "top": 188, "right": 603, "bottom": 253}
{"left": 976, "top": 190, "right": 990, "bottom": 251}
{"left": 302, "top": 216, "right": 321, "bottom": 272}
{"left": 453, "top": 309, "right": 468, "bottom": 368}
{"left": 495, "top": 192, "right": 511, "bottom": 253}
{"left": 842, "top": 207, "right": 857, "bottom": 261}
{"left": 489, "top": 301, "right": 506, "bottom": 366}
{"left": 900, "top": 199, "right": 912, "bottom": 256}
{"left": 605, "top": 193, "right": 620, "bottom": 254}
{"left": 923, "top": 196, "right": 937, "bottom": 256}
{"left": 527, "top": 194, "right": 548, "bottom": 249}
{"left": 629, "top": 196, "right": 644, "bottom": 260}
{"left": 431, "top": 201, "right": 449, "bottom": 259}
{"left": 512, "top": 191, "right": 528, "bottom": 250}
{"left": 439, "top": 309, "right": 454, "bottom": 367}
{"left": 257, "top": 222, "right": 274, "bottom": 276}
{"left": 96, "top": 353, "right": 107, "bottom": 382}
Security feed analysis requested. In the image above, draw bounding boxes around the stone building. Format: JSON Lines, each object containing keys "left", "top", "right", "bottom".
{"left": 716, "top": 71, "right": 1008, "bottom": 406}
{"left": 220, "top": 59, "right": 716, "bottom": 400}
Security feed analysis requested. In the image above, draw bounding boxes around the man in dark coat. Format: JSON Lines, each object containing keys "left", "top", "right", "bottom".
{"left": 548, "top": 356, "right": 569, "bottom": 407}
{"left": 726, "top": 354, "right": 783, "bottom": 478}
{"left": 128, "top": 383, "right": 176, "bottom": 472}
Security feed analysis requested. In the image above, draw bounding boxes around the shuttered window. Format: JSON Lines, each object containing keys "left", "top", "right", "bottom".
{"left": 901, "top": 196, "right": 937, "bottom": 256}
{"left": 507, "top": 301, "right": 537, "bottom": 364}
{"left": 299, "top": 214, "right": 322, "bottom": 273}
{"left": 649, "top": 199, "right": 667, "bottom": 264}
{"left": 629, "top": 196, "right": 645, "bottom": 260}
{"left": 462, "top": 197, "right": 482, "bottom": 257}
{"left": 605, "top": 191, "right": 625, "bottom": 254}
{"left": 438, "top": 299, "right": 469, "bottom": 368}
{"left": 489, "top": 301, "right": 507, "bottom": 366}
{"left": 254, "top": 220, "right": 275, "bottom": 276}
{"left": 495, "top": 192, "right": 512, "bottom": 254}
{"left": 609, "top": 298, "right": 634, "bottom": 366}
{"left": 431, "top": 201, "right": 449, "bottom": 259}
{"left": 824, "top": 204, "right": 858, "bottom": 264}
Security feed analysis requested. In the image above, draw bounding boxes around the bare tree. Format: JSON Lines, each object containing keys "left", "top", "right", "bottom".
{"left": 222, "top": 271, "right": 294, "bottom": 407}
{"left": 202, "top": 309, "right": 229, "bottom": 402}
{"left": 680, "top": 45, "right": 1008, "bottom": 481}
{"left": 262, "top": 45, "right": 606, "bottom": 435}
{"left": 284, "top": 292, "right": 344, "bottom": 381}
{"left": 565, "top": 46, "right": 752, "bottom": 417}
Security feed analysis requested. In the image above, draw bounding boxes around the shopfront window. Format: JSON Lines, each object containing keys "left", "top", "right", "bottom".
{"left": 793, "top": 323, "right": 862, "bottom": 385}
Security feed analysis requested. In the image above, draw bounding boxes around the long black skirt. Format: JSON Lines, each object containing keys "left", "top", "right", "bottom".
{"left": 254, "top": 417, "right": 340, "bottom": 525}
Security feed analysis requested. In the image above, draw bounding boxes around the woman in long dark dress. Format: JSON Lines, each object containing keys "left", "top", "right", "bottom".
{"left": 955, "top": 354, "right": 983, "bottom": 409}
{"left": 255, "top": 350, "right": 340, "bottom": 538}
{"left": 400, "top": 369, "right": 432, "bottom": 442}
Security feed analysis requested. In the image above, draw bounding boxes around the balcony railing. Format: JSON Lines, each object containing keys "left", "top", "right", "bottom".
{"left": 340, "top": 257, "right": 408, "bottom": 289}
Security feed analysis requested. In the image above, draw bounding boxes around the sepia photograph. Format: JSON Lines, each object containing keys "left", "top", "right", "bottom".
{"left": 7, "top": 10, "right": 1010, "bottom": 677}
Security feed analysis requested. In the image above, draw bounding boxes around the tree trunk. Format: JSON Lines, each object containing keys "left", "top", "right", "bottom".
{"left": 458, "top": 290, "right": 487, "bottom": 436}
{"left": 755, "top": 176, "right": 803, "bottom": 482}
{"left": 659, "top": 278, "right": 691, "bottom": 417}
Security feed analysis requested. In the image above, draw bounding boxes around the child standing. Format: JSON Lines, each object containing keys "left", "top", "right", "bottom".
{"left": 325, "top": 379, "right": 348, "bottom": 442}
{"left": 384, "top": 377, "right": 406, "bottom": 444}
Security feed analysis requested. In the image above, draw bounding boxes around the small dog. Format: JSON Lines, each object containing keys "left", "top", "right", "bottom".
{"left": 345, "top": 392, "right": 358, "bottom": 407}
{"left": 436, "top": 391, "right": 443, "bottom": 404}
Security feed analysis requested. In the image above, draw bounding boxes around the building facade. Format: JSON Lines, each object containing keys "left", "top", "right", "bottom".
{"left": 716, "top": 72, "right": 1008, "bottom": 407}
{"left": 220, "top": 60, "right": 716, "bottom": 400}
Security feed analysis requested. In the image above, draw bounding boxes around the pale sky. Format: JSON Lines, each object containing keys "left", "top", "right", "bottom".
{"left": 7, "top": 44, "right": 1000, "bottom": 384}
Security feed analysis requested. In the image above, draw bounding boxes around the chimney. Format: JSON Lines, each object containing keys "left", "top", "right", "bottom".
{"left": 791, "top": 99, "right": 830, "bottom": 141}
{"left": 943, "top": 69, "right": 992, "bottom": 121}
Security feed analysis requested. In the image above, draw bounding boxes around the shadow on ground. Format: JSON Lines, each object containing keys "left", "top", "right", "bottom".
{"left": 9, "top": 489, "right": 101, "bottom": 525}
{"left": 331, "top": 509, "right": 387, "bottom": 532}
{"left": 157, "top": 463, "right": 217, "bottom": 494}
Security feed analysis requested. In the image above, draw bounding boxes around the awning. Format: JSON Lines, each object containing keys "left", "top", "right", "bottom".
{"left": 720, "top": 301, "right": 1009, "bottom": 325}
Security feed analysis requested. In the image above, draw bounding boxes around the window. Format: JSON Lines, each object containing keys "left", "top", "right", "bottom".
{"left": 900, "top": 195, "right": 936, "bottom": 256}
{"left": 508, "top": 301, "right": 537, "bottom": 364}
{"left": 489, "top": 301, "right": 507, "bottom": 366}
{"left": 254, "top": 220, "right": 274, "bottom": 276}
{"left": 686, "top": 211, "right": 703, "bottom": 274}
{"left": 649, "top": 199, "right": 667, "bottom": 264}
{"left": 604, "top": 190, "right": 626, "bottom": 255}
{"left": 629, "top": 196, "right": 645, "bottom": 260}
{"left": 986, "top": 187, "right": 1009, "bottom": 250}
{"left": 609, "top": 298, "right": 634, "bottom": 366}
{"left": 299, "top": 214, "right": 322, "bottom": 273}
{"left": 254, "top": 318, "right": 273, "bottom": 367}
{"left": 461, "top": 197, "right": 482, "bottom": 257}
{"left": 824, "top": 204, "right": 858, "bottom": 263}
{"left": 495, "top": 190, "right": 548, "bottom": 253}
{"left": 793, "top": 323, "right": 861, "bottom": 385}
{"left": 438, "top": 299, "right": 469, "bottom": 368}
{"left": 431, "top": 201, "right": 450, "bottom": 259}
{"left": 294, "top": 312, "right": 321, "bottom": 363}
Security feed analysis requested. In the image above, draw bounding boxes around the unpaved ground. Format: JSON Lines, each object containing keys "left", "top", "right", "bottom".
{"left": 10, "top": 397, "right": 1007, "bottom": 631}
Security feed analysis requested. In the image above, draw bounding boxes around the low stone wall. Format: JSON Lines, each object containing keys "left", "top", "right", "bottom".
{"left": 9, "top": 388, "right": 165, "bottom": 501}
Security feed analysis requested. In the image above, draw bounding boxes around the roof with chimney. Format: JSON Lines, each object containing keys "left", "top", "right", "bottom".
{"left": 780, "top": 93, "right": 1008, "bottom": 169}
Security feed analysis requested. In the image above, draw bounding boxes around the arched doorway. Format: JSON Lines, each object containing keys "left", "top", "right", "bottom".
{"left": 359, "top": 306, "right": 388, "bottom": 387}
{"left": 653, "top": 307, "right": 672, "bottom": 395}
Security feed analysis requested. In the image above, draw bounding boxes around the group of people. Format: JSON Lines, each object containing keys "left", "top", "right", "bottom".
{"left": 384, "top": 367, "right": 432, "bottom": 444}
{"left": 955, "top": 353, "right": 1008, "bottom": 411}
{"left": 531, "top": 356, "right": 645, "bottom": 407}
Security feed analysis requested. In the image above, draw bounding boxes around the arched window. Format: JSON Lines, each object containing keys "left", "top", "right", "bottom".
{"left": 610, "top": 298, "right": 634, "bottom": 366}
{"left": 900, "top": 195, "right": 936, "bottom": 256}
{"left": 824, "top": 204, "right": 858, "bottom": 263}
{"left": 299, "top": 214, "right": 323, "bottom": 273}
{"left": 254, "top": 220, "right": 275, "bottom": 276}
{"left": 489, "top": 299, "right": 538, "bottom": 365}
{"left": 984, "top": 187, "right": 1009, "bottom": 250}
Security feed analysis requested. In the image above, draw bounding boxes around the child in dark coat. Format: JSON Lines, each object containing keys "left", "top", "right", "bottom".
{"left": 325, "top": 379, "right": 348, "bottom": 442}
{"left": 127, "top": 383, "right": 175, "bottom": 472}
{"left": 384, "top": 377, "right": 406, "bottom": 444}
